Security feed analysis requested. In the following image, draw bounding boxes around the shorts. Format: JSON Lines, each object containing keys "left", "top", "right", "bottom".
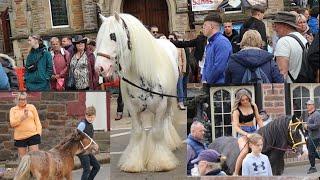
{"left": 237, "top": 126, "right": 256, "bottom": 138}
{"left": 14, "top": 134, "right": 41, "bottom": 147}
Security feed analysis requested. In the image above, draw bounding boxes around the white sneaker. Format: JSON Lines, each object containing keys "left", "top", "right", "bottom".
{"left": 178, "top": 102, "right": 186, "bottom": 110}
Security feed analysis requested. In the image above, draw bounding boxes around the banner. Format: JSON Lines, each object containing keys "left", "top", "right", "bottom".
{"left": 191, "top": 0, "right": 223, "bottom": 12}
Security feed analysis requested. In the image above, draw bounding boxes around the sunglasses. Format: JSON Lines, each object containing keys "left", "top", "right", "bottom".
{"left": 152, "top": 31, "right": 158, "bottom": 34}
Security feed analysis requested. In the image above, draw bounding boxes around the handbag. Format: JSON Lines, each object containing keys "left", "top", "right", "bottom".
{"left": 66, "top": 70, "right": 76, "bottom": 90}
{"left": 66, "top": 58, "right": 80, "bottom": 90}
{"left": 26, "top": 51, "right": 44, "bottom": 72}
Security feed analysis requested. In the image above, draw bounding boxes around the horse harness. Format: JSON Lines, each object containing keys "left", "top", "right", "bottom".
{"left": 271, "top": 119, "right": 306, "bottom": 152}
{"left": 288, "top": 119, "right": 306, "bottom": 150}
{"left": 97, "top": 16, "right": 182, "bottom": 99}
{"left": 80, "top": 133, "right": 96, "bottom": 150}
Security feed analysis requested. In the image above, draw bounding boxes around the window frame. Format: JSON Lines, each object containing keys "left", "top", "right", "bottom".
{"left": 48, "top": 0, "right": 70, "bottom": 28}
{"left": 290, "top": 83, "right": 320, "bottom": 117}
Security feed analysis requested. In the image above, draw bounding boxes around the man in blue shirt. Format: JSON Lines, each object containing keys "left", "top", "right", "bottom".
{"left": 201, "top": 13, "right": 232, "bottom": 85}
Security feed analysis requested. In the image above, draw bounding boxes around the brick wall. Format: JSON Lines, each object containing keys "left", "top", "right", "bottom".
{"left": 82, "top": 0, "right": 98, "bottom": 30}
{"left": 261, "top": 84, "right": 286, "bottom": 120}
{"left": 0, "top": 92, "right": 86, "bottom": 161}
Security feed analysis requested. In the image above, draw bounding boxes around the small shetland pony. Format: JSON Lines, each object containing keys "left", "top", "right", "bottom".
{"left": 14, "top": 129, "right": 99, "bottom": 180}
{"left": 209, "top": 116, "right": 307, "bottom": 175}
{"left": 95, "top": 13, "right": 182, "bottom": 172}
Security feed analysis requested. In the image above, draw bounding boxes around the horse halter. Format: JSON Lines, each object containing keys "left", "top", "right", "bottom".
{"left": 288, "top": 119, "right": 306, "bottom": 150}
{"left": 79, "top": 133, "right": 97, "bottom": 150}
{"left": 97, "top": 16, "right": 131, "bottom": 62}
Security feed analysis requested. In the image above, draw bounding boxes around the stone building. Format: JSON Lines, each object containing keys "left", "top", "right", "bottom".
{"left": 6, "top": 0, "right": 99, "bottom": 66}
{"left": 0, "top": 92, "right": 109, "bottom": 161}
{"left": 98, "top": 0, "right": 284, "bottom": 36}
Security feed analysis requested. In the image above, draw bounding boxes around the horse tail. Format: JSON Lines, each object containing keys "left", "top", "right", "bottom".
{"left": 14, "top": 154, "right": 32, "bottom": 180}
{"left": 163, "top": 98, "right": 182, "bottom": 150}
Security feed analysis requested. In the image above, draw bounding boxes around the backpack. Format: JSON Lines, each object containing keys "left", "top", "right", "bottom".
{"left": 234, "top": 58, "right": 271, "bottom": 84}
{"left": 0, "top": 57, "right": 18, "bottom": 90}
{"left": 286, "top": 34, "right": 315, "bottom": 83}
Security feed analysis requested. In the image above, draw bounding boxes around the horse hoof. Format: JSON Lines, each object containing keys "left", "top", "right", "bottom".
{"left": 119, "top": 164, "right": 145, "bottom": 173}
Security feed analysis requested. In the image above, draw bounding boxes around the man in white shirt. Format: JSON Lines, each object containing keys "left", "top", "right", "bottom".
{"left": 273, "top": 11, "right": 308, "bottom": 83}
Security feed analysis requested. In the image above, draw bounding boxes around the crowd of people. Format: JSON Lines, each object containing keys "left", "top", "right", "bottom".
{"left": 187, "top": 89, "right": 320, "bottom": 176}
{"left": 168, "top": 5, "right": 319, "bottom": 85}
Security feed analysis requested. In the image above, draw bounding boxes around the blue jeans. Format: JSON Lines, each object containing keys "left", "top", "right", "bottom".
{"left": 78, "top": 154, "right": 100, "bottom": 180}
{"left": 177, "top": 75, "right": 188, "bottom": 103}
{"left": 237, "top": 126, "right": 256, "bottom": 138}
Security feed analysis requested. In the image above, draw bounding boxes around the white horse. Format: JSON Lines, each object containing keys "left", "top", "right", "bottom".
{"left": 95, "top": 13, "right": 182, "bottom": 172}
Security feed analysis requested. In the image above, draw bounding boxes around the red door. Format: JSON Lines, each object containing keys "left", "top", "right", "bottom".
{"left": 0, "top": 8, "right": 12, "bottom": 53}
{"left": 123, "top": 0, "right": 169, "bottom": 36}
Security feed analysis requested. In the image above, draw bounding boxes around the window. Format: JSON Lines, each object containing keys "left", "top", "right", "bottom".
{"left": 291, "top": 84, "right": 320, "bottom": 118}
{"left": 49, "top": 0, "right": 69, "bottom": 27}
{"left": 210, "top": 86, "right": 255, "bottom": 140}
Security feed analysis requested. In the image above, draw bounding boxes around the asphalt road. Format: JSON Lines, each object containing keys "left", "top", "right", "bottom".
{"left": 72, "top": 164, "right": 110, "bottom": 180}
{"left": 110, "top": 99, "right": 187, "bottom": 180}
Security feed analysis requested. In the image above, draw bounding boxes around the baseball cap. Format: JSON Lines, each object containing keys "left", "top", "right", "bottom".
{"left": 306, "top": 99, "right": 314, "bottom": 105}
{"left": 191, "top": 149, "right": 221, "bottom": 164}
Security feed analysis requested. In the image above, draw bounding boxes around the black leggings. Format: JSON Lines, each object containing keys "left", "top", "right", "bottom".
{"left": 307, "top": 138, "right": 320, "bottom": 167}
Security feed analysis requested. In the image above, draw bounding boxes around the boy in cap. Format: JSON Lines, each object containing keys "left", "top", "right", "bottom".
{"left": 191, "top": 149, "right": 227, "bottom": 176}
{"left": 304, "top": 99, "right": 320, "bottom": 174}
{"left": 77, "top": 106, "right": 100, "bottom": 180}
{"left": 242, "top": 133, "right": 272, "bottom": 176}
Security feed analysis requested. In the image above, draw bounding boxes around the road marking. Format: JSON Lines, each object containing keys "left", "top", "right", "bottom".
{"left": 111, "top": 126, "right": 152, "bottom": 131}
{"left": 110, "top": 131, "right": 131, "bottom": 138}
{"left": 110, "top": 151, "right": 123, "bottom": 155}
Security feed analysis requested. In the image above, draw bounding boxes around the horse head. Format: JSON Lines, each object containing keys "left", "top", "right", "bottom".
{"left": 95, "top": 12, "right": 132, "bottom": 79}
{"left": 74, "top": 129, "right": 99, "bottom": 155}
{"left": 288, "top": 115, "right": 307, "bottom": 155}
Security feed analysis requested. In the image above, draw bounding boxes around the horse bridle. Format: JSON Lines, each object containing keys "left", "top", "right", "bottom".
{"left": 288, "top": 118, "right": 306, "bottom": 150}
{"left": 96, "top": 16, "right": 131, "bottom": 62}
{"left": 79, "top": 133, "right": 97, "bottom": 150}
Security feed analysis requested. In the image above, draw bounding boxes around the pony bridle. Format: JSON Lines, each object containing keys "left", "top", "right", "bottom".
{"left": 288, "top": 119, "right": 306, "bottom": 150}
{"left": 97, "top": 16, "right": 131, "bottom": 73}
{"left": 80, "top": 133, "right": 97, "bottom": 150}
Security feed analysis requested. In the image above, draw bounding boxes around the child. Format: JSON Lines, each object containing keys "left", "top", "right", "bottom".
{"left": 77, "top": 106, "right": 100, "bottom": 180}
{"left": 242, "top": 133, "right": 272, "bottom": 176}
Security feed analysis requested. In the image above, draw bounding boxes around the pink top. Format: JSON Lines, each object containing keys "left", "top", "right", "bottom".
{"left": 51, "top": 48, "right": 70, "bottom": 78}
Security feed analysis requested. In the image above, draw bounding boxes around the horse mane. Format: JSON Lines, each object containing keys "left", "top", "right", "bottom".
{"left": 111, "top": 13, "right": 177, "bottom": 94}
{"left": 53, "top": 131, "right": 80, "bottom": 151}
{"left": 258, "top": 115, "right": 291, "bottom": 151}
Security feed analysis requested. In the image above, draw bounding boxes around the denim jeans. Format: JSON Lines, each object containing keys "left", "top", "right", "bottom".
{"left": 78, "top": 154, "right": 101, "bottom": 180}
{"left": 177, "top": 75, "right": 187, "bottom": 103}
{"left": 237, "top": 126, "right": 256, "bottom": 138}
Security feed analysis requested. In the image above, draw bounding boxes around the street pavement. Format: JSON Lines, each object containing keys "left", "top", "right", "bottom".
{"left": 72, "top": 164, "right": 110, "bottom": 180}
{"left": 110, "top": 95, "right": 187, "bottom": 180}
{"left": 282, "top": 162, "right": 320, "bottom": 177}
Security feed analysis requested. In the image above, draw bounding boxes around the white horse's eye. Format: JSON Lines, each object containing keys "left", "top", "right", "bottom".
{"left": 110, "top": 33, "right": 116, "bottom": 42}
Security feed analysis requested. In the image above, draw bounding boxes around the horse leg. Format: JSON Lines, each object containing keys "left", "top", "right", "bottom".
{"left": 146, "top": 99, "right": 178, "bottom": 171}
{"left": 118, "top": 92, "right": 146, "bottom": 172}
{"left": 163, "top": 98, "right": 182, "bottom": 150}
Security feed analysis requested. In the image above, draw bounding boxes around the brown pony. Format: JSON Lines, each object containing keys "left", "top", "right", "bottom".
{"left": 14, "top": 129, "right": 99, "bottom": 180}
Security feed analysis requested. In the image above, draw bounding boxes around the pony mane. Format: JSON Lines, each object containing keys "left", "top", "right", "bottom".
{"left": 109, "top": 13, "right": 177, "bottom": 94}
{"left": 54, "top": 131, "right": 80, "bottom": 151}
{"left": 258, "top": 115, "right": 291, "bottom": 151}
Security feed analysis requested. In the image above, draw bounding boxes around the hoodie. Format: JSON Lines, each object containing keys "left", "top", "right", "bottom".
{"left": 225, "top": 48, "right": 284, "bottom": 83}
